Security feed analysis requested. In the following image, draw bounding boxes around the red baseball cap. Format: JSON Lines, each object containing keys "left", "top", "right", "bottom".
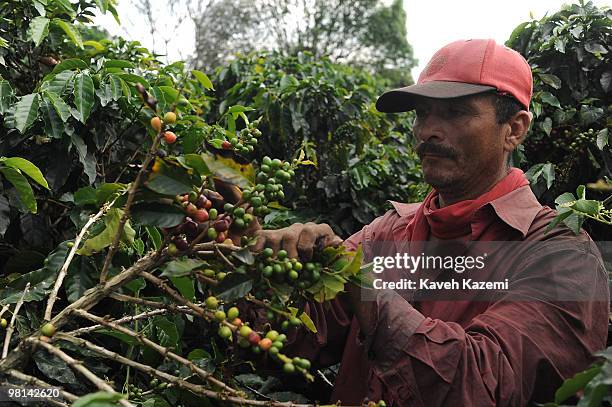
{"left": 376, "top": 39, "right": 533, "bottom": 112}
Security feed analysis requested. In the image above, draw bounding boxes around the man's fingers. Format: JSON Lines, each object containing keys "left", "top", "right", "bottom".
{"left": 251, "top": 230, "right": 268, "bottom": 253}
{"left": 297, "top": 227, "right": 318, "bottom": 260}
{"left": 281, "top": 229, "right": 299, "bottom": 259}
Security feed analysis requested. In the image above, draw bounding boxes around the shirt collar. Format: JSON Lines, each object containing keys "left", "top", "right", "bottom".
{"left": 388, "top": 185, "right": 542, "bottom": 238}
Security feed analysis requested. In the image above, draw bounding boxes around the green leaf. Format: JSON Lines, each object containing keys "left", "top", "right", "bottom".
{"left": 584, "top": 42, "right": 607, "bottom": 55}
{"left": 228, "top": 105, "right": 254, "bottom": 114}
{"left": 213, "top": 274, "right": 253, "bottom": 302}
{"left": 33, "top": 349, "right": 78, "bottom": 386}
{"left": 70, "top": 133, "right": 96, "bottom": 184}
{"left": 176, "top": 154, "right": 212, "bottom": 178}
{"left": 161, "top": 258, "right": 207, "bottom": 278}
{"left": 192, "top": 70, "right": 214, "bottom": 90}
{"left": 157, "top": 86, "right": 178, "bottom": 104}
{"left": 95, "top": 183, "right": 126, "bottom": 205}
{"left": 73, "top": 391, "right": 125, "bottom": 407}
{"left": 541, "top": 163, "right": 555, "bottom": 189}
{"left": 1, "top": 157, "right": 49, "bottom": 189}
{"left": 540, "top": 117, "right": 552, "bottom": 136}
{"left": 579, "top": 106, "right": 604, "bottom": 126}
{"left": 74, "top": 186, "right": 97, "bottom": 206}
{"left": 563, "top": 212, "right": 584, "bottom": 235}
{"left": 540, "top": 92, "right": 561, "bottom": 108}
{"left": 77, "top": 208, "right": 135, "bottom": 256}
{"left": 538, "top": 73, "right": 562, "bottom": 89}
{"left": 40, "top": 98, "right": 64, "bottom": 138}
{"left": 13, "top": 93, "right": 40, "bottom": 133}
{"left": 231, "top": 248, "right": 255, "bottom": 265}
{"left": 131, "top": 203, "right": 186, "bottom": 228}
{"left": 103, "top": 59, "right": 134, "bottom": 69}
{"left": 42, "top": 70, "right": 74, "bottom": 95}
{"left": 308, "top": 273, "right": 346, "bottom": 302}
{"left": 65, "top": 257, "right": 96, "bottom": 302}
{"left": 545, "top": 210, "right": 573, "bottom": 234}
{"left": 44, "top": 91, "right": 71, "bottom": 122}
{"left": 108, "top": 75, "right": 123, "bottom": 101}
{"left": 170, "top": 276, "right": 195, "bottom": 301}
{"left": 0, "top": 167, "right": 37, "bottom": 212}
{"left": 299, "top": 312, "right": 317, "bottom": 333}
{"left": 83, "top": 40, "right": 105, "bottom": 51}
{"left": 145, "top": 226, "right": 162, "bottom": 251}
{"left": 338, "top": 245, "right": 363, "bottom": 277}
{"left": 201, "top": 154, "right": 254, "bottom": 188}
{"left": 145, "top": 173, "right": 192, "bottom": 196}
{"left": 554, "top": 364, "right": 601, "bottom": 403}
{"left": 571, "top": 199, "right": 601, "bottom": 216}
{"left": 0, "top": 79, "right": 14, "bottom": 114}
{"left": 73, "top": 72, "right": 95, "bottom": 123}
{"left": 51, "top": 0, "right": 76, "bottom": 18}
{"left": 53, "top": 19, "right": 83, "bottom": 48}
{"left": 555, "top": 192, "right": 576, "bottom": 206}
{"left": 115, "top": 73, "right": 149, "bottom": 88}
{"left": 28, "top": 16, "right": 50, "bottom": 46}
{"left": 596, "top": 129, "right": 609, "bottom": 150}
{"left": 51, "top": 59, "right": 87, "bottom": 75}
{"left": 154, "top": 317, "right": 180, "bottom": 349}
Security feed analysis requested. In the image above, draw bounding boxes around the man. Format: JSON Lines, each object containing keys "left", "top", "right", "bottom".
{"left": 251, "top": 39, "right": 609, "bottom": 406}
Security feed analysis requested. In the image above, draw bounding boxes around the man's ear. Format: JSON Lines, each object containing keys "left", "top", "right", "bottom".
{"left": 503, "top": 110, "right": 532, "bottom": 153}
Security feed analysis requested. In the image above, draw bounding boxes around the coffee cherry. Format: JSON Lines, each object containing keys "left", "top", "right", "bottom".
{"left": 164, "top": 111, "right": 177, "bottom": 124}
{"left": 195, "top": 195, "right": 207, "bottom": 208}
{"left": 277, "top": 334, "right": 286, "bottom": 342}
{"left": 203, "top": 268, "right": 216, "bottom": 278}
{"left": 282, "top": 362, "right": 295, "bottom": 374}
{"left": 216, "top": 272, "right": 227, "bottom": 281}
{"left": 221, "top": 140, "right": 232, "bottom": 149}
{"left": 269, "top": 346, "right": 279, "bottom": 356}
{"left": 258, "top": 338, "right": 272, "bottom": 351}
{"left": 205, "top": 296, "right": 219, "bottom": 310}
{"left": 243, "top": 214, "right": 254, "bottom": 224}
{"left": 271, "top": 158, "right": 282, "bottom": 169}
{"left": 164, "top": 131, "right": 177, "bottom": 144}
{"left": 214, "top": 310, "right": 226, "bottom": 322}
{"left": 265, "top": 330, "right": 279, "bottom": 341}
{"left": 209, "top": 208, "right": 218, "bottom": 220}
{"left": 281, "top": 320, "right": 289, "bottom": 331}
{"left": 251, "top": 345, "right": 262, "bottom": 354}
{"left": 295, "top": 358, "right": 310, "bottom": 369}
{"left": 216, "top": 232, "right": 226, "bottom": 243}
{"left": 248, "top": 331, "right": 261, "bottom": 345}
{"left": 151, "top": 160, "right": 162, "bottom": 173}
{"left": 237, "top": 336, "right": 250, "bottom": 348}
{"left": 0, "top": 318, "right": 7, "bottom": 328}
{"left": 232, "top": 317, "right": 243, "bottom": 327}
{"left": 167, "top": 243, "right": 179, "bottom": 256}
{"left": 173, "top": 237, "right": 189, "bottom": 251}
{"left": 233, "top": 218, "right": 245, "bottom": 229}
{"left": 377, "top": 401, "right": 386, "bottom": 407}
{"left": 277, "top": 249, "right": 287, "bottom": 260}
{"left": 151, "top": 117, "right": 162, "bottom": 132}
{"left": 214, "top": 219, "right": 229, "bottom": 232}
{"left": 289, "top": 317, "right": 302, "bottom": 326}
{"left": 263, "top": 266, "right": 273, "bottom": 278}
{"left": 263, "top": 156, "right": 272, "bottom": 165}
{"left": 227, "top": 307, "right": 240, "bottom": 320}
{"left": 288, "top": 270, "right": 299, "bottom": 280}
{"left": 263, "top": 248, "right": 274, "bottom": 258}
{"left": 239, "top": 325, "right": 252, "bottom": 338}
{"left": 218, "top": 326, "right": 232, "bottom": 339}
{"left": 194, "top": 209, "right": 209, "bottom": 222}
{"left": 272, "top": 340, "right": 283, "bottom": 349}
{"left": 207, "top": 228, "right": 218, "bottom": 240}
{"left": 40, "top": 323, "right": 56, "bottom": 337}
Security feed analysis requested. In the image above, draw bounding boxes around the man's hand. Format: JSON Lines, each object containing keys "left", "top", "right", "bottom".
{"left": 251, "top": 222, "right": 343, "bottom": 260}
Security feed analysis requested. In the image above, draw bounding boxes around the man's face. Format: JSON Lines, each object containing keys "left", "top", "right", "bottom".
{"left": 412, "top": 94, "right": 507, "bottom": 194}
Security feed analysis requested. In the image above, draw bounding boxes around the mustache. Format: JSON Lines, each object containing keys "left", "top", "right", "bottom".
{"left": 416, "top": 142, "right": 458, "bottom": 159}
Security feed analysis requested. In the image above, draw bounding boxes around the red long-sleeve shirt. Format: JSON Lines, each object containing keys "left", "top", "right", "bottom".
{"left": 285, "top": 186, "right": 609, "bottom": 406}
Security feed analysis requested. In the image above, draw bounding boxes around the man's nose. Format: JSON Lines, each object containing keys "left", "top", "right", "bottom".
{"left": 414, "top": 113, "right": 444, "bottom": 143}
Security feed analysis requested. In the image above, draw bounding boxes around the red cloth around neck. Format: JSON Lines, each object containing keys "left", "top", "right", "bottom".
{"left": 408, "top": 168, "right": 529, "bottom": 240}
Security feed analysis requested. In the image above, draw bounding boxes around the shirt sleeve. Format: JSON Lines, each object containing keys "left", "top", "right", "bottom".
{"left": 364, "top": 243, "right": 609, "bottom": 406}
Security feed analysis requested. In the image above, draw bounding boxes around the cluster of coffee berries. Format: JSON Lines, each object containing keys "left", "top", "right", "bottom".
{"left": 240, "top": 157, "right": 294, "bottom": 214}
{"left": 550, "top": 128, "right": 600, "bottom": 154}
{"left": 220, "top": 126, "right": 262, "bottom": 154}
{"left": 221, "top": 203, "right": 254, "bottom": 231}
{"left": 127, "top": 384, "right": 146, "bottom": 399}
{"left": 150, "top": 112, "right": 178, "bottom": 144}
{"left": 148, "top": 378, "right": 169, "bottom": 391}
{"left": 166, "top": 190, "right": 232, "bottom": 255}
{"left": 256, "top": 248, "right": 322, "bottom": 290}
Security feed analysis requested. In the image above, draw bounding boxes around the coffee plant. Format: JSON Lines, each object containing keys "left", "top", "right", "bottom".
{"left": 210, "top": 51, "right": 428, "bottom": 236}
{"left": 507, "top": 0, "right": 611, "bottom": 240}
{"left": 0, "top": 1, "right": 380, "bottom": 406}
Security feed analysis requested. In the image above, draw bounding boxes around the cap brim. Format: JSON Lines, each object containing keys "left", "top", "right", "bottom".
{"left": 376, "top": 81, "right": 497, "bottom": 113}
